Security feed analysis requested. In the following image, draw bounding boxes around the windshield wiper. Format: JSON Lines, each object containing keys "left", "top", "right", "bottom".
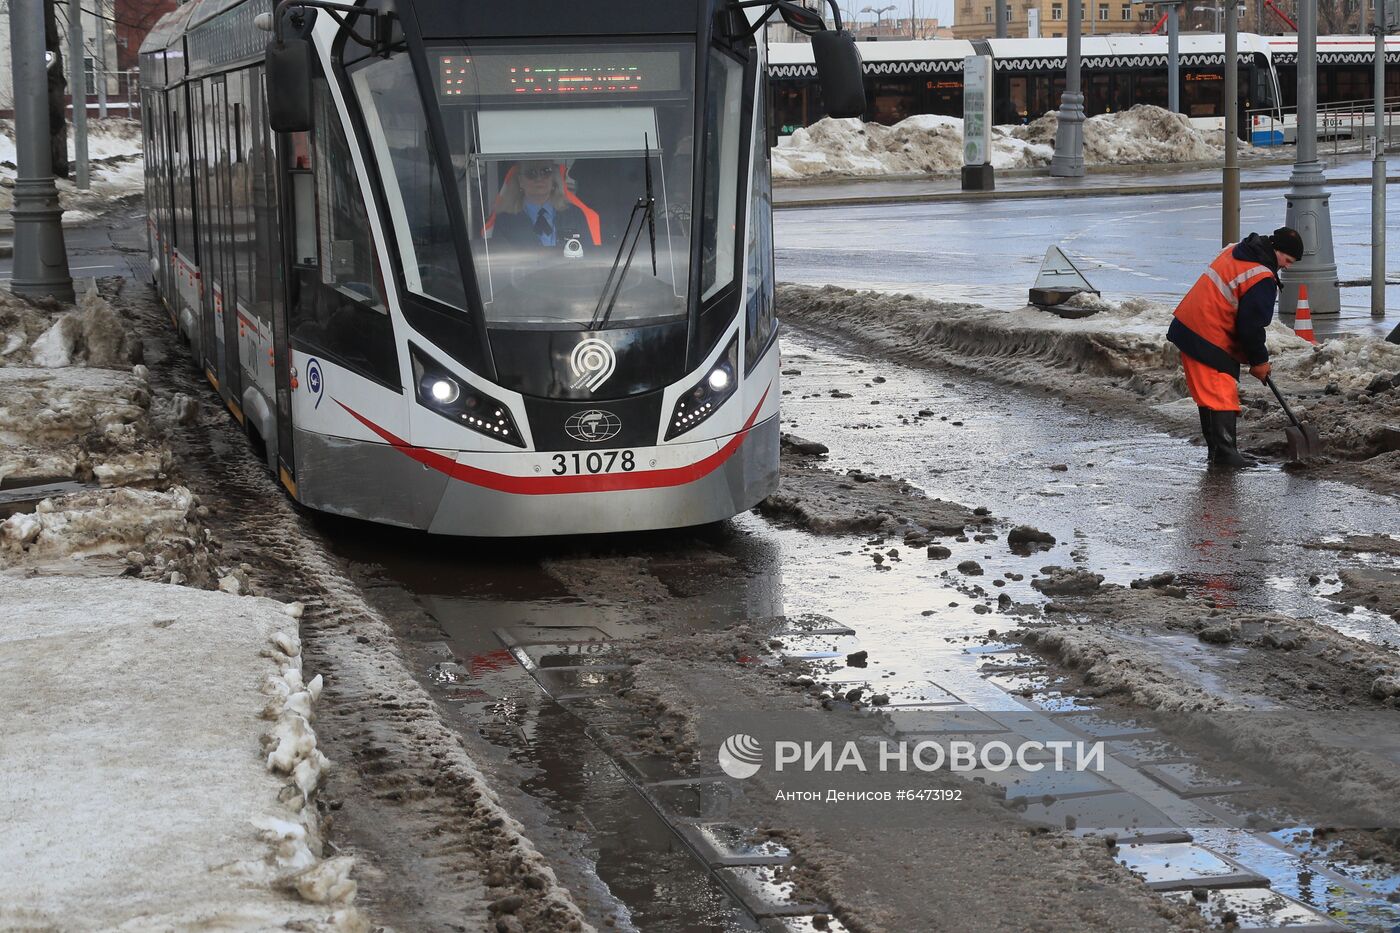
{"left": 588, "top": 135, "right": 658, "bottom": 331}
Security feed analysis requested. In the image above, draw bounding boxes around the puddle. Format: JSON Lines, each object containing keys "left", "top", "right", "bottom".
{"left": 1162, "top": 886, "right": 1346, "bottom": 929}
{"left": 1114, "top": 841, "right": 1267, "bottom": 890}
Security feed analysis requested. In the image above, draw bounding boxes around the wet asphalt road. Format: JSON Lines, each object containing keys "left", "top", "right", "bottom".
{"left": 773, "top": 330, "right": 1400, "bottom": 646}
{"left": 327, "top": 324, "right": 1400, "bottom": 930}
{"left": 775, "top": 184, "right": 1400, "bottom": 338}
{"left": 30, "top": 197, "right": 1400, "bottom": 928}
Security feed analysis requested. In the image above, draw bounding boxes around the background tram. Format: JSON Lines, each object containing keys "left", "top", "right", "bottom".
{"left": 139, "top": 0, "right": 861, "bottom": 536}
{"left": 769, "top": 34, "right": 1286, "bottom": 136}
{"left": 1267, "top": 35, "right": 1400, "bottom": 108}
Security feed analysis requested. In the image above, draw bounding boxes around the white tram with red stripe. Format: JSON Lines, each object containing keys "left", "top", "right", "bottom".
{"left": 139, "top": 0, "right": 863, "bottom": 535}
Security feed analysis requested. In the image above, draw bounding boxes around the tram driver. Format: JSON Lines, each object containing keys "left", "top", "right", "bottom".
{"left": 491, "top": 160, "right": 597, "bottom": 253}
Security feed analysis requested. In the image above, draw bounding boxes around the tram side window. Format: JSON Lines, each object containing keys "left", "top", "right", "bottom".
{"left": 701, "top": 49, "right": 745, "bottom": 302}
{"left": 1182, "top": 70, "right": 1223, "bottom": 117}
{"left": 744, "top": 94, "right": 775, "bottom": 373}
{"left": 287, "top": 79, "right": 397, "bottom": 386}
{"left": 351, "top": 53, "right": 468, "bottom": 313}
{"left": 1135, "top": 73, "right": 1169, "bottom": 111}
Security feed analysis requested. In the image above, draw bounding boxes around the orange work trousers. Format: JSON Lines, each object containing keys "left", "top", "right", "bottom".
{"left": 1181, "top": 354, "right": 1240, "bottom": 412}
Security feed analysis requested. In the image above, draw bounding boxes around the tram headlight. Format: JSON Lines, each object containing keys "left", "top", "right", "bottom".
{"left": 429, "top": 378, "right": 460, "bottom": 404}
{"left": 409, "top": 343, "right": 525, "bottom": 448}
{"left": 666, "top": 335, "right": 739, "bottom": 441}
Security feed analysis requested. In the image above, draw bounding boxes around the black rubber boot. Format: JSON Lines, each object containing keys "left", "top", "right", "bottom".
{"left": 1198, "top": 406, "right": 1215, "bottom": 460}
{"left": 1207, "top": 410, "right": 1248, "bottom": 467}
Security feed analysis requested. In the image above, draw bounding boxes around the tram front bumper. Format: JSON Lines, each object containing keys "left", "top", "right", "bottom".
{"left": 292, "top": 414, "right": 779, "bottom": 537}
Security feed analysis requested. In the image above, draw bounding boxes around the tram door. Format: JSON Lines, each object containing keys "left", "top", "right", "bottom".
{"left": 263, "top": 77, "right": 297, "bottom": 482}
{"left": 192, "top": 81, "right": 221, "bottom": 385}
{"left": 208, "top": 78, "right": 236, "bottom": 394}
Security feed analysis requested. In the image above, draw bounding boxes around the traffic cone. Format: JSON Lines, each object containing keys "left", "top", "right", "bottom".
{"left": 1294, "top": 284, "right": 1316, "bottom": 344}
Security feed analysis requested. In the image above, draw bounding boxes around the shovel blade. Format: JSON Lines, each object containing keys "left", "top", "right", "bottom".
{"left": 1284, "top": 423, "right": 1323, "bottom": 461}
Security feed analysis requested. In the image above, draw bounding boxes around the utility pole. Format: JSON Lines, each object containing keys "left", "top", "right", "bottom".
{"left": 95, "top": 0, "right": 108, "bottom": 119}
{"left": 9, "top": 0, "right": 75, "bottom": 302}
{"left": 1361, "top": 0, "right": 1368, "bottom": 36}
{"left": 1168, "top": 3, "right": 1181, "bottom": 112}
{"left": 1371, "top": 0, "right": 1386, "bottom": 317}
{"left": 1224, "top": 0, "right": 1241, "bottom": 244}
{"left": 996, "top": 0, "right": 1008, "bottom": 36}
{"left": 1050, "top": 0, "right": 1085, "bottom": 175}
{"left": 1282, "top": 0, "right": 1341, "bottom": 316}
{"left": 68, "top": 0, "right": 90, "bottom": 189}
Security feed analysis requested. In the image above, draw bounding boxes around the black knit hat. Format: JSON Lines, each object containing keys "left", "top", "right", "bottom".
{"left": 1270, "top": 226, "right": 1305, "bottom": 260}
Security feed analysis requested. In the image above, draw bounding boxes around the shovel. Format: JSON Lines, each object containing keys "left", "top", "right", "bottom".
{"left": 1264, "top": 375, "right": 1323, "bottom": 461}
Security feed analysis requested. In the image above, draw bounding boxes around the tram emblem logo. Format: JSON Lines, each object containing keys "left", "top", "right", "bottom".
{"left": 306, "top": 357, "right": 324, "bottom": 409}
{"left": 564, "top": 409, "right": 622, "bottom": 444}
{"left": 569, "top": 339, "right": 616, "bottom": 392}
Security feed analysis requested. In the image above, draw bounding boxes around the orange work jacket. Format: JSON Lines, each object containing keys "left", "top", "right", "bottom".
{"left": 1169, "top": 245, "right": 1275, "bottom": 378}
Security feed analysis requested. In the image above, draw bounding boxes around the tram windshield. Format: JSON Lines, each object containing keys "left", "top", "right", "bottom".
{"left": 352, "top": 42, "right": 739, "bottom": 332}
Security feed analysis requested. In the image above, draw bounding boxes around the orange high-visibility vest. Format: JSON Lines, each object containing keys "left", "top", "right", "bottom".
{"left": 1172, "top": 244, "right": 1275, "bottom": 365}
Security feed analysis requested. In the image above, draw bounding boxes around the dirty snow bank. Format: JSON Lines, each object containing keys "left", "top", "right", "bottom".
{"left": 0, "top": 118, "right": 145, "bottom": 220}
{"left": 773, "top": 114, "right": 1053, "bottom": 179}
{"left": 1016, "top": 573, "right": 1400, "bottom": 828}
{"left": 1009, "top": 105, "right": 1221, "bottom": 165}
{"left": 0, "top": 281, "right": 363, "bottom": 927}
{"left": 0, "top": 285, "right": 164, "bottom": 493}
{"left": 777, "top": 283, "right": 1400, "bottom": 490}
{"left": 773, "top": 106, "right": 1229, "bottom": 180}
{"left": 759, "top": 438, "right": 989, "bottom": 538}
{"left": 0, "top": 578, "right": 361, "bottom": 932}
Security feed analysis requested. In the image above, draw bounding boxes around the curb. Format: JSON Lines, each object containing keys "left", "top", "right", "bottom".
{"left": 775, "top": 173, "right": 1400, "bottom": 210}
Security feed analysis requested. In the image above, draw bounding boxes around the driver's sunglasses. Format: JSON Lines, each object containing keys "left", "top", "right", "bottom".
{"left": 520, "top": 166, "right": 555, "bottom": 180}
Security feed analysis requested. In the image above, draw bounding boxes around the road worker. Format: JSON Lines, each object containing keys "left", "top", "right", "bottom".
{"left": 1168, "top": 226, "right": 1305, "bottom": 467}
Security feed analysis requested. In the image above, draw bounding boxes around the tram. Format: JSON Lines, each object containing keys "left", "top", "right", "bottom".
{"left": 1266, "top": 35, "right": 1400, "bottom": 109}
{"left": 138, "top": 0, "right": 862, "bottom": 536}
{"left": 769, "top": 34, "right": 1285, "bottom": 135}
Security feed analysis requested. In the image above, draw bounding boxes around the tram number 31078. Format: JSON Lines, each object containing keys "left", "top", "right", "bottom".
{"left": 550, "top": 450, "right": 638, "bottom": 476}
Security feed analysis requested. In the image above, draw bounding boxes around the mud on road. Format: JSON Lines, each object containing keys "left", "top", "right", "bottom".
{"left": 74, "top": 270, "right": 1400, "bottom": 932}
{"left": 106, "top": 278, "right": 592, "bottom": 933}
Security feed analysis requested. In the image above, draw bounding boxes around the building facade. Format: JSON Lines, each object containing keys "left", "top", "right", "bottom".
{"left": 0, "top": 0, "right": 173, "bottom": 116}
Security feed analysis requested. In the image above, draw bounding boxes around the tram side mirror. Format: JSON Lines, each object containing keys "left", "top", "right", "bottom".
{"left": 266, "top": 38, "right": 314, "bottom": 133}
{"left": 812, "top": 31, "right": 865, "bottom": 119}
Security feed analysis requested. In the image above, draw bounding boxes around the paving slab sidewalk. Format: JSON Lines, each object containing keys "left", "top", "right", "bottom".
{"left": 0, "top": 575, "right": 357, "bottom": 932}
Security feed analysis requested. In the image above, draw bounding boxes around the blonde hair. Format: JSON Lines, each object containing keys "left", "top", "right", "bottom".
{"left": 496, "top": 161, "right": 569, "bottom": 213}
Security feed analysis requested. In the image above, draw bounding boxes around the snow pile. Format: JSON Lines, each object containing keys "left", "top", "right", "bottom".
{"left": 773, "top": 105, "right": 1225, "bottom": 180}
{"left": 1, "top": 485, "right": 198, "bottom": 562}
{"left": 243, "top": 613, "right": 360, "bottom": 919}
{"left": 0, "top": 116, "right": 143, "bottom": 171}
{"left": 773, "top": 115, "right": 1053, "bottom": 180}
{"left": 1272, "top": 332, "right": 1400, "bottom": 392}
{"left": 0, "top": 286, "right": 163, "bottom": 492}
{"left": 0, "top": 282, "right": 142, "bottom": 369}
{"left": 0, "top": 118, "right": 145, "bottom": 218}
{"left": 777, "top": 284, "right": 1183, "bottom": 401}
{"left": 0, "top": 577, "right": 364, "bottom": 932}
{"left": 1011, "top": 105, "right": 1221, "bottom": 165}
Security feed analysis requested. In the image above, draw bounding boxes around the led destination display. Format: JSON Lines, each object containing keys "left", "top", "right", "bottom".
{"left": 438, "top": 49, "right": 684, "bottom": 98}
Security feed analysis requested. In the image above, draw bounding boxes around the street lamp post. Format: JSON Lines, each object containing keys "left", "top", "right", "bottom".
{"left": 1050, "top": 0, "right": 1085, "bottom": 175}
{"left": 8, "top": 0, "right": 74, "bottom": 302}
{"left": 1168, "top": 3, "right": 1181, "bottom": 112}
{"left": 860, "top": 4, "right": 896, "bottom": 33}
{"left": 1370, "top": 0, "right": 1386, "bottom": 317}
{"left": 1282, "top": 0, "right": 1341, "bottom": 317}
{"left": 1224, "top": 0, "right": 1240, "bottom": 244}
